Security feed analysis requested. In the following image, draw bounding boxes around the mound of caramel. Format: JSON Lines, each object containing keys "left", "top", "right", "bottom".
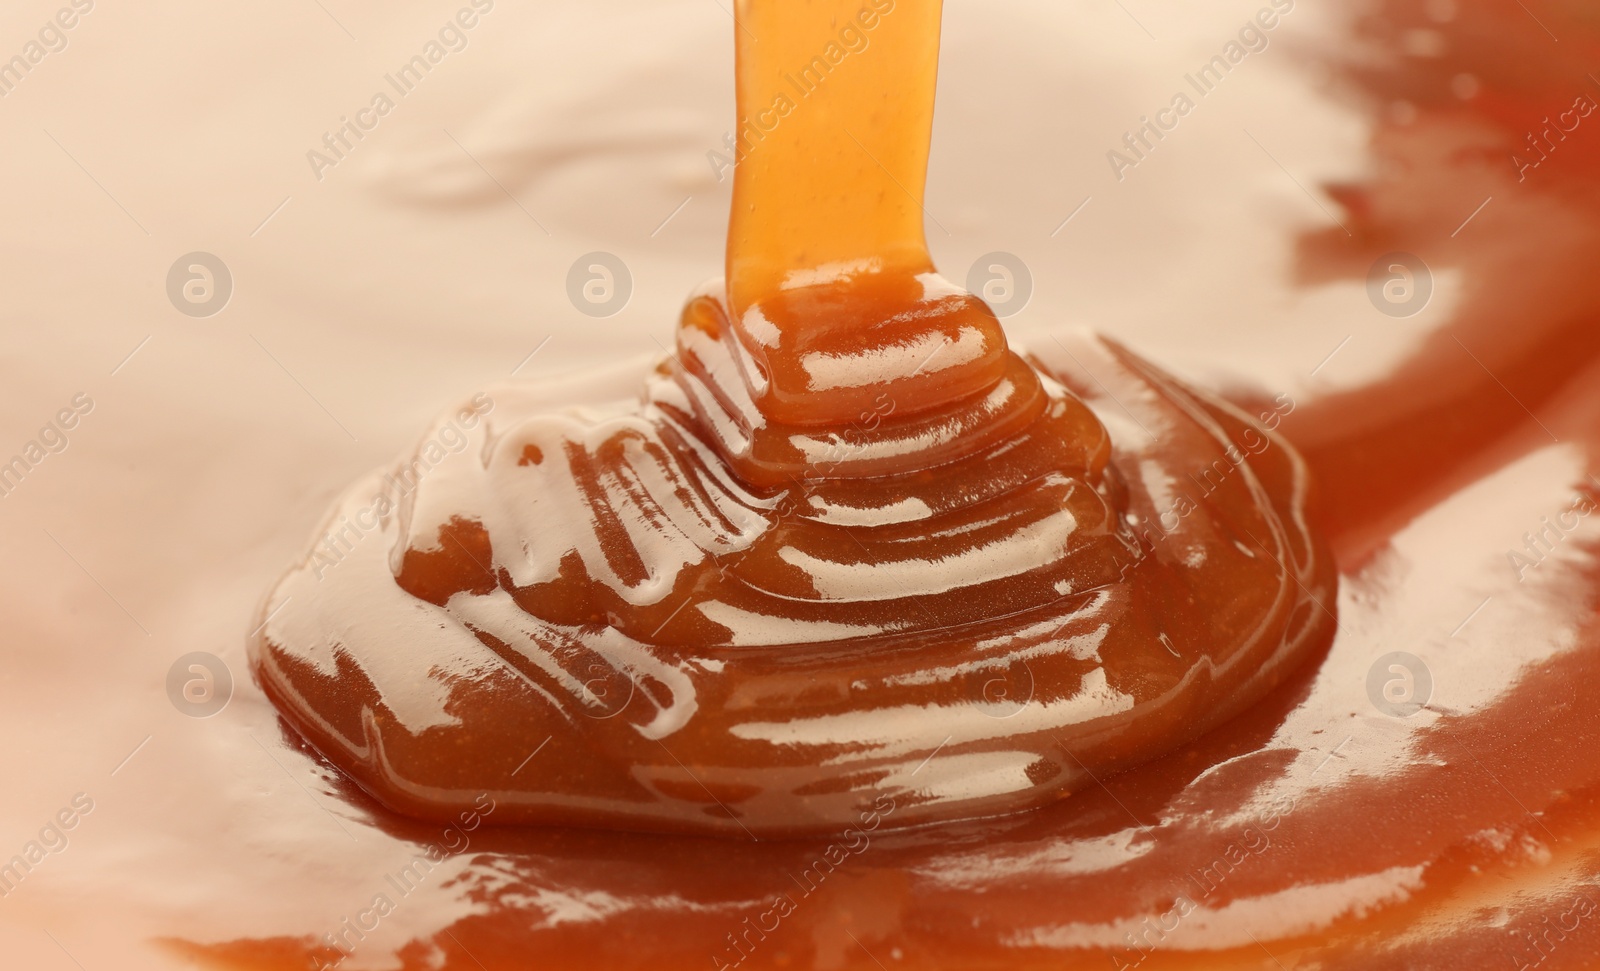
{"left": 251, "top": 0, "right": 1334, "bottom": 838}
{"left": 252, "top": 300, "right": 1331, "bottom": 837}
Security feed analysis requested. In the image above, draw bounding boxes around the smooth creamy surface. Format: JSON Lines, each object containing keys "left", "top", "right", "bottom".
{"left": 4, "top": 0, "right": 1600, "bottom": 968}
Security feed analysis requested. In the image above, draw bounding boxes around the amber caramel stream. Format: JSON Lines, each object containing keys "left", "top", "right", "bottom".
{"left": 726, "top": 0, "right": 939, "bottom": 317}
{"left": 724, "top": 0, "right": 1007, "bottom": 429}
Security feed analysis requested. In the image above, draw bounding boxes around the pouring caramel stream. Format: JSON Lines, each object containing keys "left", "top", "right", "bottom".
{"left": 727, "top": 0, "right": 940, "bottom": 306}
{"left": 722, "top": 0, "right": 1007, "bottom": 429}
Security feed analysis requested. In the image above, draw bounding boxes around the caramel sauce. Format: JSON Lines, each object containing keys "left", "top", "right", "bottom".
{"left": 250, "top": 0, "right": 1334, "bottom": 839}
{"left": 17, "top": 0, "right": 1588, "bottom": 968}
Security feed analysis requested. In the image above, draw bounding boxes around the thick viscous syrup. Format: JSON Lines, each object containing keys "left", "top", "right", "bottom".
{"left": 252, "top": 0, "right": 1334, "bottom": 838}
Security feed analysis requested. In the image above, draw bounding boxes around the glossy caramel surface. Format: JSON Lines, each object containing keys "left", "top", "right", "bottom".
{"left": 252, "top": 326, "right": 1333, "bottom": 837}
{"left": 252, "top": 0, "right": 1335, "bottom": 838}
